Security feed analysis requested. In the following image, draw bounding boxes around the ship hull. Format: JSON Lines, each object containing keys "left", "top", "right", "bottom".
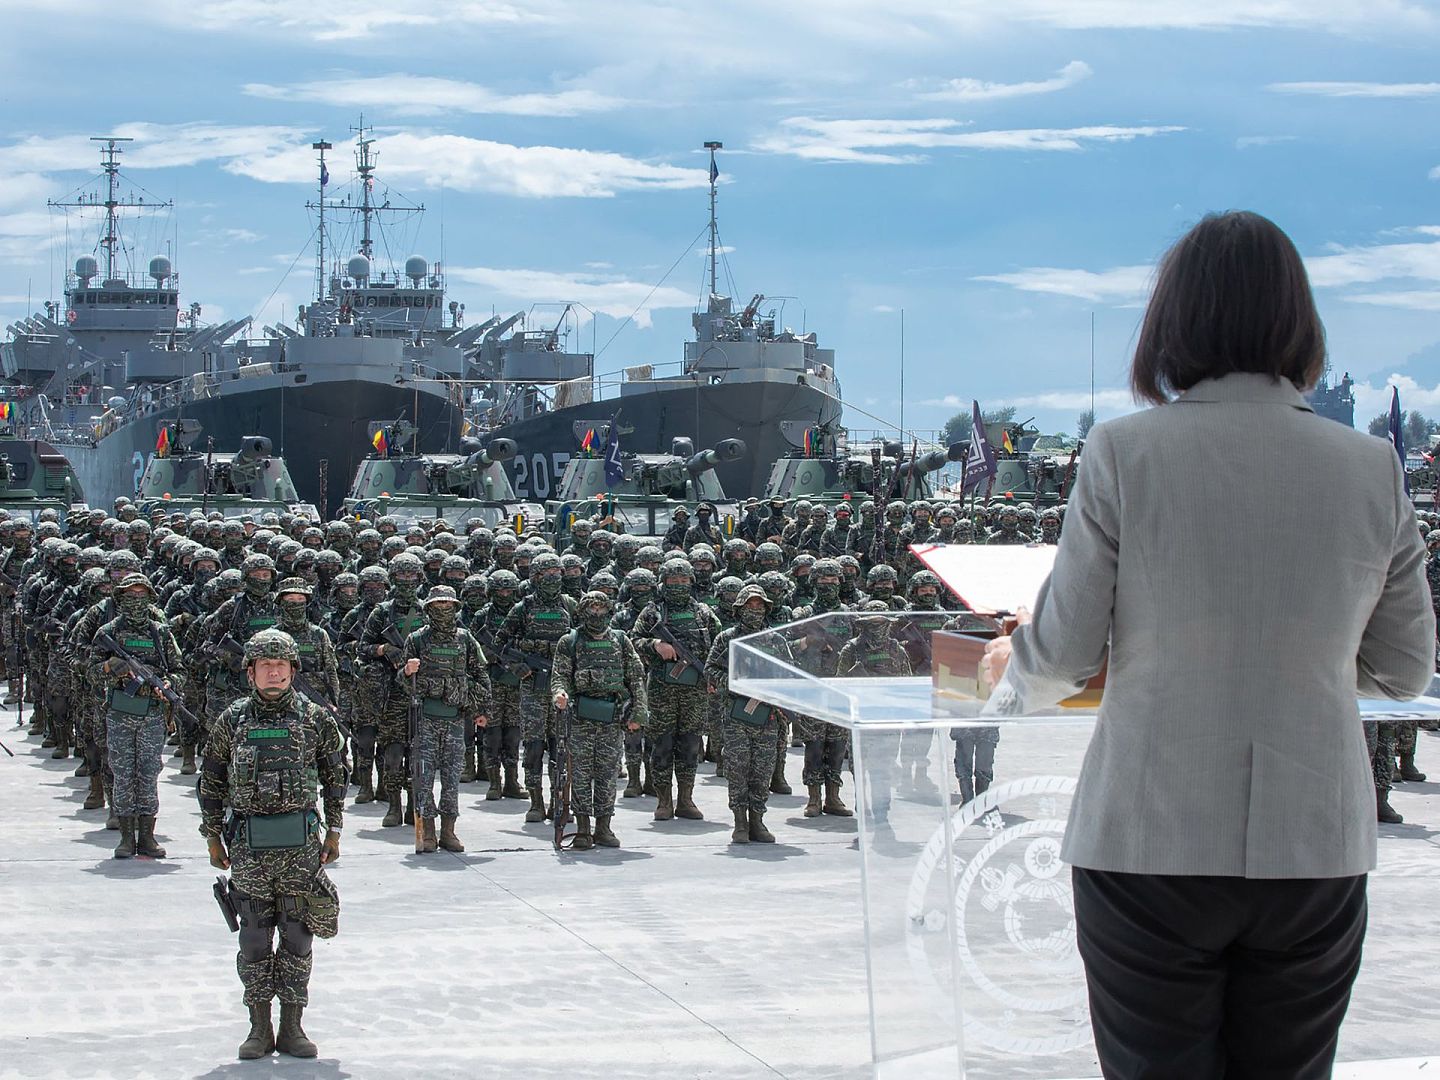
{"left": 57, "top": 379, "right": 461, "bottom": 515}
{"left": 485, "top": 376, "right": 841, "bottom": 501}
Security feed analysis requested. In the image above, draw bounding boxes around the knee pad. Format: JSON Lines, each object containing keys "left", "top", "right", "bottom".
{"left": 276, "top": 909, "right": 314, "bottom": 958}
{"left": 675, "top": 731, "right": 703, "bottom": 765}
{"left": 650, "top": 733, "right": 675, "bottom": 770}
{"left": 502, "top": 727, "right": 522, "bottom": 758}
{"left": 354, "top": 725, "right": 378, "bottom": 754}
{"left": 234, "top": 890, "right": 275, "bottom": 963}
{"left": 522, "top": 739, "right": 543, "bottom": 772}
{"left": 381, "top": 742, "right": 406, "bottom": 773}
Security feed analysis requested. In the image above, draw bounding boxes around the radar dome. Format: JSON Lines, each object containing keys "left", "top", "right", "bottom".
{"left": 404, "top": 255, "right": 427, "bottom": 284}
{"left": 347, "top": 255, "right": 371, "bottom": 281}
{"left": 148, "top": 256, "right": 172, "bottom": 282}
{"left": 74, "top": 256, "right": 98, "bottom": 282}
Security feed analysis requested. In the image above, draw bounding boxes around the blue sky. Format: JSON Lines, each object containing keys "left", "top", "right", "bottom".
{"left": 1, "top": 0, "right": 1438, "bottom": 440}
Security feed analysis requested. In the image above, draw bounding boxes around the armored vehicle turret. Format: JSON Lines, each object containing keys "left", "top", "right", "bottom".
{"left": 342, "top": 419, "right": 542, "bottom": 532}
{"left": 547, "top": 425, "right": 745, "bottom": 541}
{"left": 0, "top": 436, "right": 85, "bottom": 526}
{"left": 134, "top": 420, "right": 319, "bottom": 519}
{"left": 762, "top": 422, "right": 965, "bottom": 507}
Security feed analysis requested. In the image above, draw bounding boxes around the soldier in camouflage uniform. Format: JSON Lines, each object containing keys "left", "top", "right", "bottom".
{"left": 204, "top": 553, "right": 284, "bottom": 719}
{"left": 274, "top": 578, "right": 341, "bottom": 713}
{"left": 706, "top": 584, "right": 784, "bottom": 844}
{"left": 473, "top": 569, "right": 528, "bottom": 802}
{"left": 496, "top": 552, "right": 576, "bottom": 822}
{"left": 613, "top": 568, "right": 658, "bottom": 796}
{"left": 838, "top": 602, "right": 913, "bottom": 840}
{"left": 163, "top": 546, "right": 220, "bottom": 773}
{"left": 550, "top": 591, "right": 648, "bottom": 849}
{"left": 200, "top": 629, "right": 345, "bottom": 1061}
{"left": 987, "top": 504, "right": 1030, "bottom": 545}
{"left": 398, "top": 586, "right": 491, "bottom": 853}
{"left": 790, "top": 558, "right": 853, "bottom": 819}
{"left": 341, "top": 565, "right": 388, "bottom": 803}
{"left": 359, "top": 552, "right": 428, "bottom": 827}
{"left": 631, "top": 557, "right": 719, "bottom": 821}
{"left": 89, "top": 574, "right": 186, "bottom": 859}
{"left": 683, "top": 502, "right": 724, "bottom": 550}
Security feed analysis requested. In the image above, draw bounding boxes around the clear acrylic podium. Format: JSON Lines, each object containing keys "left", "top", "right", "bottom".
{"left": 730, "top": 612, "right": 1440, "bottom": 1080}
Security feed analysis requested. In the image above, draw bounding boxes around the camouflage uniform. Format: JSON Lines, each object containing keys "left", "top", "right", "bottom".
{"left": 838, "top": 606, "right": 912, "bottom": 830}
{"left": 199, "top": 629, "right": 344, "bottom": 1059}
{"left": 472, "top": 571, "right": 526, "bottom": 799}
{"left": 340, "top": 566, "right": 388, "bottom": 803}
{"left": 359, "top": 554, "right": 428, "bottom": 823}
{"left": 789, "top": 564, "right": 852, "bottom": 814}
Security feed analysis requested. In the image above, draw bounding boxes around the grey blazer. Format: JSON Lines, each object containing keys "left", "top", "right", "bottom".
{"left": 1000, "top": 372, "right": 1435, "bottom": 878}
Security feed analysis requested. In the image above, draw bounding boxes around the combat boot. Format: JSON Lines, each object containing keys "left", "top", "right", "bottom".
{"left": 438, "top": 814, "right": 464, "bottom": 853}
{"left": 275, "top": 1003, "right": 317, "bottom": 1058}
{"left": 82, "top": 773, "right": 104, "bottom": 810}
{"left": 1378, "top": 790, "right": 1403, "bottom": 824}
{"left": 180, "top": 745, "right": 196, "bottom": 776}
{"left": 641, "top": 761, "right": 658, "bottom": 797}
{"left": 770, "top": 754, "right": 792, "bottom": 795}
{"left": 1400, "top": 753, "right": 1427, "bottom": 783}
{"left": 403, "top": 790, "right": 415, "bottom": 826}
{"left": 460, "top": 748, "right": 477, "bottom": 783}
{"left": 50, "top": 735, "right": 70, "bottom": 760}
{"left": 113, "top": 817, "right": 136, "bottom": 859}
{"left": 823, "top": 781, "right": 853, "bottom": 817}
{"left": 237, "top": 1002, "right": 275, "bottom": 1060}
{"left": 675, "top": 779, "right": 704, "bottom": 820}
{"left": 911, "top": 762, "right": 939, "bottom": 799}
{"left": 421, "top": 818, "right": 438, "bottom": 853}
{"left": 654, "top": 784, "right": 675, "bottom": 821}
{"left": 354, "top": 770, "right": 375, "bottom": 805}
{"left": 381, "top": 787, "right": 403, "bottom": 827}
{"left": 136, "top": 816, "right": 167, "bottom": 858}
{"left": 105, "top": 784, "right": 119, "bottom": 831}
{"left": 748, "top": 809, "right": 775, "bottom": 843}
{"left": 503, "top": 761, "right": 526, "bottom": 799}
{"left": 2, "top": 681, "right": 18, "bottom": 706}
{"left": 75, "top": 757, "right": 90, "bottom": 777}
{"left": 27, "top": 712, "right": 43, "bottom": 736}
{"left": 956, "top": 774, "right": 975, "bottom": 805}
{"left": 485, "top": 764, "right": 504, "bottom": 801}
{"left": 623, "top": 760, "right": 642, "bottom": 798}
{"left": 572, "top": 813, "right": 593, "bottom": 851}
{"left": 731, "top": 807, "right": 750, "bottom": 844}
{"left": 41, "top": 729, "right": 56, "bottom": 749}
{"left": 525, "top": 785, "right": 546, "bottom": 823}
{"left": 593, "top": 815, "right": 620, "bottom": 848}
{"left": 803, "top": 783, "right": 823, "bottom": 818}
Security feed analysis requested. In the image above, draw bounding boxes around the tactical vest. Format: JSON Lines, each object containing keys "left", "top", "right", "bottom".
{"left": 660, "top": 603, "right": 710, "bottom": 654}
{"left": 228, "top": 700, "right": 318, "bottom": 818}
{"left": 107, "top": 624, "right": 162, "bottom": 715}
{"left": 521, "top": 600, "right": 571, "bottom": 651}
{"left": 854, "top": 640, "right": 910, "bottom": 677}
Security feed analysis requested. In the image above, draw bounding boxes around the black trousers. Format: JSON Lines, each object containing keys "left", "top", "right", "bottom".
{"left": 1071, "top": 867, "right": 1367, "bottom": 1080}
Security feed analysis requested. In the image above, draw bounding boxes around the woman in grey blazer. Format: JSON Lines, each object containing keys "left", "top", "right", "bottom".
{"left": 985, "top": 211, "right": 1435, "bottom": 1080}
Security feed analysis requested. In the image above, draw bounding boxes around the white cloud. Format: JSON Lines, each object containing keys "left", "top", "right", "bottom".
{"left": 973, "top": 264, "right": 1154, "bottom": 303}
{"left": 755, "top": 117, "right": 1184, "bottom": 164}
{"left": 244, "top": 75, "right": 623, "bottom": 117}
{"left": 1430, "top": 165, "right": 1440, "bottom": 180}
{"left": 1352, "top": 374, "right": 1440, "bottom": 414}
{"left": 1344, "top": 290, "right": 1440, "bottom": 311}
{"left": 913, "top": 60, "right": 1092, "bottom": 102}
{"left": 232, "top": 132, "right": 710, "bottom": 198}
{"left": 1305, "top": 240, "right": 1440, "bottom": 287}
{"left": 447, "top": 265, "right": 693, "bottom": 328}
{"left": 1236, "top": 135, "right": 1298, "bottom": 149}
{"left": 695, "top": 245, "right": 736, "bottom": 257}
{"left": 1267, "top": 80, "right": 1440, "bottom": 98}
{"left": 140, "top": 0, "right": 552, "bottom": 41}
{"left": 873, "top": 304, "right": 896, "bottom": 313}
{"left": 1001, "top": 388, "right": 1136, "bottom": 411}
{"left": 0, "top": 123, "right": 311, "bottom": 174}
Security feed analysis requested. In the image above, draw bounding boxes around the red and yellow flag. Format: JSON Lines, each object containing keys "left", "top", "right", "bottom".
{"left": 155, "top": 425, "right": 170, "bottom": 457}
{"left": 372, "top": 427, "right": 389, "bottom": 457}
{"left": 1001, "top": 429, "right": 1014, "bottom": 454}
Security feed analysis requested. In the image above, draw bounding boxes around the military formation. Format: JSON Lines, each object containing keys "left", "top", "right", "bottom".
{"left": 2, "top": 490, "right": 1433, "bottom": 1059}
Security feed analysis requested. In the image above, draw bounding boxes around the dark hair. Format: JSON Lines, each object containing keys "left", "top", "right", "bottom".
{"left": 1131, "top": 211, "right": 1326, "bottom": 406}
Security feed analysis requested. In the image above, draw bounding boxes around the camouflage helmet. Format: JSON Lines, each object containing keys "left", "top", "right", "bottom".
{"left": 560, "top": 552, "right": 585, "bottom": 572}
{"left": 129, "top": 518, "right": 152, "bottom": 535}
{"left": 570, "top": 518, "right": 594, "bottom": 537}
{"left": 108, "top": 549, "right": 143, "bottom": 573}
{"left": 936, "top": 505, "right": 958, "bottom": 524}
{"left": 241, "top": 552, "right": 276, "bottom": 576}
{"left": 589, "top": 570, "right": 619, "bottom": 595}
{"left": 192, "top": 546, "right": 221, "bottom": 567}
{"left": 245, "top": 628, "right": 300, "bottom": 666}
{"left": 659, "top": 556, "right": 694, "bottom": 581}
{"left": 117, "top": 572, "right": 154, "bottom": 595}
{"left": 432, "top": 532, "right": 460, "bottom": 553}
{"left": 757, "top": 570, "right": 791, "bottom": 601}
{"left": 836, "top": 554, "right": 861, "bottom": 575}
{"left": 215, "top": 568, "right": 243, "bottom": 591}
{"left": 36, "top": 521, "right": 62, "bottom": 541}
{"left": 487, "top": 569, "right": 520, "bottom": 592}
{"left": 493, "top": 532, "right": 519, "bottom": 552}
{"left": 793, "top": 500, "right": 812, "bottom": 518}
{"left": 423, "top": 547, "right": 447, "bottom": 567}
{"left": 614, "top": 534, "right": 641, "bottom": 556}
{"left": 423, "top": 585, "right": 460, "bottom": 608}
{"left": 754, "top": 542, "right": 785, "bottom": 568}
{"left": 530, "top": 551, "right": 562, "bottom": 577}
{"left": 885, "top": 501, "right": 907, "bottom": 522}
{"left": 588, "top": 528, "right": 615, "bottom": 550}
{"left": 791, "top": 553, "right": 817, "bottom": 571}
{"left": 722, "top": 537, "right": 749, "bottom": 558}
{"left": 380, "top": 536, "right": 408, "bottom": 560}
{"left": 860, "top": 499, "right": 876, "bottom": 516}
{"left": 715, "top": 575, "right": 746, "bottom": 602}
{"left": 389, "top": 551, "right": 423, "bottom": 578}
{"left": 577, "top": 589, "right": 615, "bottom": 618}
{"left": 813, "top": 558, "right": 842, "bottom": 579}
{"left": 857, "top": 599, "right": 894, "bottom": 624}
{"left": 78, "top": 546, "right": 106, "bottom": 571}
{"left": 81, "top": 566, "right": 109, "bottom": 593}
{"left": 461, "top": 573, "right": 488, "bottom": 599}
{"left": 908, "top": 569, "right": 941, "bottom": 594}
{"left": 734, "top": 582, "right": 772, "bottom": 609}
{"left": 315, "top": 549, "right": 344, "bottom": 571}
{"left": 356, "top": 527, "right": 383, "bottom": 548}
{"left": 326, "top": 519, "right": 353, "bottom": 541}
{"left": 671, "top": 506, "right": 689, "bottom": 520}
{"left": 687, "top": 545, "right": 717, "bottom": 568}
{"left": 332, "top": 571, "right": 359, "bottom": 591}
{"left": 620, "top": 567, "right": 656, "bottom": 601}
{"left": 358, "top": 564, "right": 390, "bottom": 588}
{"left": 275, "top": 576, "right": 312, "bottom": 598}
{"left": 441, "top": 554, "right": 470, "bottom": 577}
{"left": 635, "top": 543, "right": 665, "bottom": 569}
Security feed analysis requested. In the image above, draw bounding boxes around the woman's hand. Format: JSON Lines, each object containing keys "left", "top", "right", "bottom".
{"left": 982, "top": 609, "right": 1031, "bottom": 687}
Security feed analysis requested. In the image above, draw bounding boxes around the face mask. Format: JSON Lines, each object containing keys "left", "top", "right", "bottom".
{"left": 835, "top": 517, "right": 851, "bottom": 530}
{"left": 361, "top": 584, "right": 386, "bottom": 606}
{"left": 662, "top": 583, "right": 691, "bottom": 606}
{"left": 582, "top": 611, "right": 609, "bottom": 634}
{"left": 60, "top": 561, "right": 80, "bottom": 583}
{"left": 277, "top": 598, "right": 309, "bottom": 629}
{"left": 860, "top": 623, "right": 887, "bottom": 643}
{"left": 14, "top": 536, "right": 31, "bottom": 554}
{"left": 630, "top": 588, "right": 653, "bottom": 607}
{"left": 563, "top": 575, "right": 585, "bottom": 597}
{"left": 814, "top": 581, "right": 840, "bottom": 604}
{"left": 244, "top": 575, "right": 272, "bottom": 600}
{"left": 493, "top": 551, "right": 514, "bottom": 568}
{"left": 491, "top": 591, "right": 516, "bottom": 612}
{"left": 225, "top": 537, "right": 244, "bottom": 553}
{"left": 697, "top": 512, "right": 711, "bottom": 524}
{"left": 463, "top": 596, "right": 485, "bottom": 615}
{"left": 693, "top": 569, "right": 714, "bottom": 589}
{"left": 192, "top": 565, "right": 217, "bottom": 589}
{"left": 428, "top": 607, "right": 458, "bottom": 633}
{"left": 740, "top": 609, "right": 766, "bottom": 631}
{"left": 536, "top": 575, "right": 562, "bottom": 600}
{"left": 871, "top": 583, "right": 894, "bottom": 599}
{"left": 334, "top": 590, "right": 359, "bottom": 612}
{"left": 913, "top": 590, "right": 938, "bottom": 608}
{"left": 392, "top": 577, "right": 419, "bottom": 602}
{"left": 118, "top": 594, "right": 149, "bottom": 623}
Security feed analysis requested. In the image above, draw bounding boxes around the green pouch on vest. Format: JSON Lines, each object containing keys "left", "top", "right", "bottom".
{"left": 657, "top": 661, "right": 702, "bottom": 688}
{"left": 729, "top": 694, "right": 774, "bottom": 727}
{"left": 422, "top": 698, "right": 460, "bottom": 719}
{"left": 491, "top": 665, "right": 522, "bottom": 688}
{"left": 108, "top": 689, "right": 154, "bottom": 716}
{"left": 246, "top": 809, "right": 314, "bottom": 851}
{"left": 574, "top": 695, "right": 621, "bottom": 724}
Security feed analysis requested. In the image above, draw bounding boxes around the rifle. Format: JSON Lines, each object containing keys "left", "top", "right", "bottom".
{"left": 93, "top": 628, "right": 200, "bottom": 731}
{"left": 291, "top": 668, "right": 353, "bottom": 740}
{"left": 651, "top": 618, "right": 706, "bottom": 685}
{"left": 1059, "top": 439, "right": 1083, "bottom": 501}
{"left": 553, "top": 705, "right": 574, "bottom": 851}
{"left": 408, "top": 673, "right": 425, "bottom": 854}
{"left": 473, "top": 627, "right": 553, "bottom": 685}
{"left": 868, "top": 445, "right": 887, "bottom": 569}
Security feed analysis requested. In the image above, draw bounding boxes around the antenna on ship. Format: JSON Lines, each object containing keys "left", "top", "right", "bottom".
{"left": 704, "top": 141, "right": 722, "bottom": 299}
{"left": 49, "top": 138, "right": 171, "bottom": 284}
{"left": 308, "top": 140, "right": 333, "bottom": 302}
{"left": 352, "top": 116, "right": 376, "bottom": 259}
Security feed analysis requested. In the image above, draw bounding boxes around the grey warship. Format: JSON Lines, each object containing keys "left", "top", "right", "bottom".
{"left": 0, "top": 131, "right": 467, "bottom": 514}
{"left": 467, "top": 141, "right": 843, "bottom": 501}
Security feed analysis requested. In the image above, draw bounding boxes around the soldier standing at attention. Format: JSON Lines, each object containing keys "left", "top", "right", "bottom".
{"left": 838, "top": 602, "right": 913, "bottom": 842}
{"left": 200, "top": 629, "right": 345, "bottom": 1061}
{"left": 89, "top": 573, "right": 186, "bottom": 859}
{"left": 550, "top": 590, "right": 648, "bottom": 849}
{"left": 398, "top": 586, "right": 491, "bottom": 853}
{"left": 359, "top": 552, "right": 428, "bottom": 828}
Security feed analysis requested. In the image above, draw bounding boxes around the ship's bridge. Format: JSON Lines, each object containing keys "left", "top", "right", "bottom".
{"left": 62, "top": 255, "right": 180, "bottom": 333}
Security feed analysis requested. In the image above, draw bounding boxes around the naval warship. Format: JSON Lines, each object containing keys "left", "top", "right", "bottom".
{"left": 0, "top": 130, "right": 466, "bottom": 515}
{"left": 467, "top": 142, "right": 843, "bottom": 502}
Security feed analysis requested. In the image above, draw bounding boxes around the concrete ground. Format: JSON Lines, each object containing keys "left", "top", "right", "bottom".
{"left": 1, "top": 708, "right": 1437, "bottom": 1080}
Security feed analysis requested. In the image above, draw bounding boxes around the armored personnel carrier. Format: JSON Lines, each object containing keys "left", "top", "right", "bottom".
{"left": 0, "top": 436, "right": 85, "bottom": 525}
{"left": 134, "top": 421, "right": 318, "bottom": 519}
{"left": 547, "top": 426, "right": 745, "bottom": 541}
{"left": 762, "top": 422, "right": 965, "bottom": 507}
{"left": 342, "top": 420, "right": 542, "bottom": 532}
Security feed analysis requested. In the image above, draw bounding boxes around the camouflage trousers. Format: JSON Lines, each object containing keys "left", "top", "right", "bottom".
{"left": 105, "top": 706, "right": 166, "bottom": 817}
{"left": 230, "top": 829, "right": 338, "bottom": 1007}
{"left": 644, "top": 680, "right": 707, "bottom": 789}
{"left": 483, "top": 683, "right": 522, "bottom": 768}
{"left": 1396, "top": 720, "right": 1419, "bottom": 759}
{"left": 43, "top": 654, "right": 73, "bottom": 748}
{"left": 376, "top": 698, "right": 412, "bottom": 799}
{"left": 415, "top": 714, "right": 465, "bottom": 819}
{"left": 952, "top": 726, "right": 1000, "bottom": 794}
{"left": 796, "top": 714, "right": 849, "bottom": 786}
{"left": 1365, "top": 721, "right": 1396, "bottom": 793}
{"left": 520, "top": 681, "right": 557, "bottom": 789}
{"left": 722, "top": 713, "right": 778, "bottom": 813}
{"left": 568, "top": 717, "right": 624, "bottom": 816}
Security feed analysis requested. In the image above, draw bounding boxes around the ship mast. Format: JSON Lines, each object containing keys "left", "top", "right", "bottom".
{"left": 704, "top": 141, "right": 722, "bottom": 298}
{"left": 49, "top": 137, "right": 172, "bottom": 284}
{"left": 353, "top": 117, "right": 376, "bottom": 259}
{"left": 307, "top": 140, "right": 333, "bottom": 302}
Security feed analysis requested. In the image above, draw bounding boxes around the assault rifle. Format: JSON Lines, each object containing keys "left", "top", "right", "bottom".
{"left": 93, "top": 628, "right": 201, "bottom": 732}
{"left": 408, "top": 673, "right": 425, "bottom": 854}
{"left": 650, "top": 619, "right": 706, "bottom": 685}
{"left": 473, "top": 627, "right": 553, "bottom": 685}
{"left": 553, "top": 706, "right": 574, "bottom": 852}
